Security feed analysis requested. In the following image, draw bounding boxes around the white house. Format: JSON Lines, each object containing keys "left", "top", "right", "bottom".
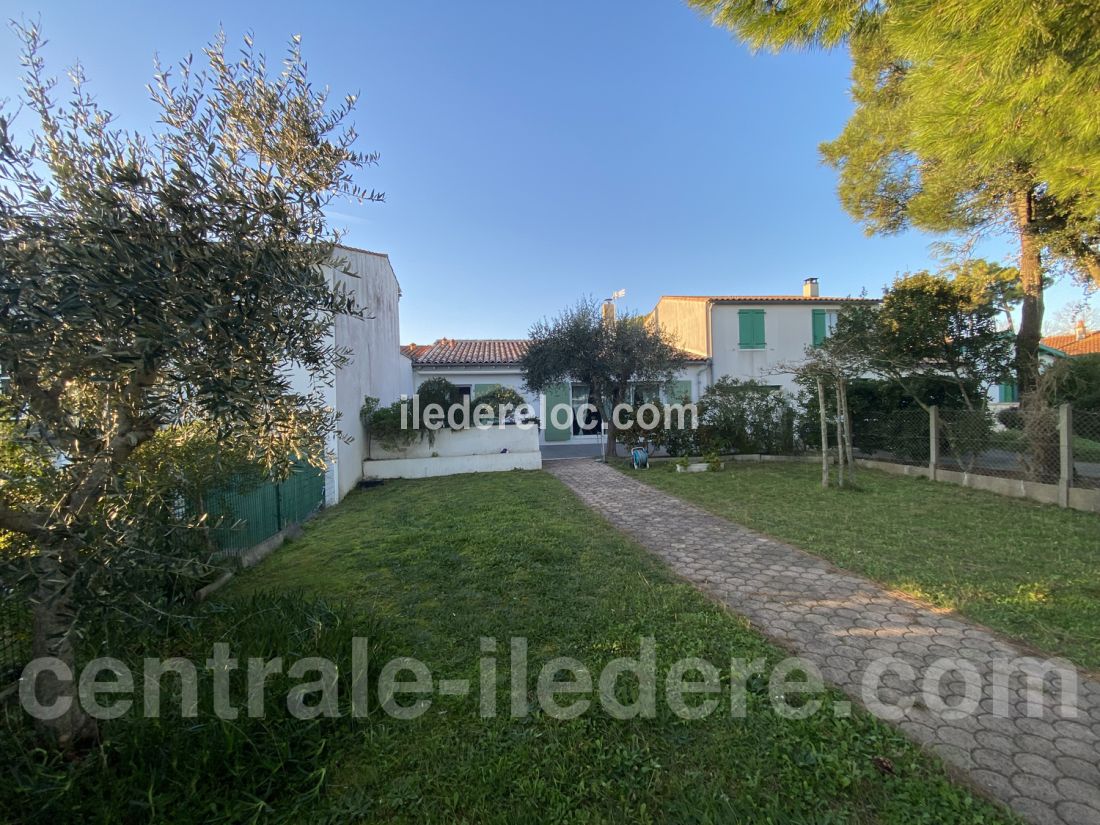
{"left": 402, "top": 280, "right": 877, "bottom": 452}
{"left": 288, "top": 245, "right": 413, "bottom": 504}
{"left": 401, "top": 339, "right": 708, "bottom": 449}
{"left": 646, "top": 278, "right": 876, "bottom": 393}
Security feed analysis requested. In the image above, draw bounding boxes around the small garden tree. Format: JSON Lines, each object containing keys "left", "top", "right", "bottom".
{"left": 522, "top": 298, "right": 681, "bottom": 458}
{"left": 0, "top": 27, "right": 379, "bottom": 748}
{"left": 831, "top": 266, "right": 1015, "bottom": 412}
{"left": 783, "top": 342, "right": 862, "bottom": 488}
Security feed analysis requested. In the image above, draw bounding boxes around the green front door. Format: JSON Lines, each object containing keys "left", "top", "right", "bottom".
{"left": 543, "top": 383, "right": 571, "bottom": 442}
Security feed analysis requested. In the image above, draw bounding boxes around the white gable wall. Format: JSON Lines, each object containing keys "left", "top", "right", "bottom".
{"left": 710, "top": 303, "right": 843, "bottom": 394}
{"left": 328, "top": 248, "right": 412, "bottom": 502}
{"left": 286, "top": 247, "right": 412, "bottom": 505}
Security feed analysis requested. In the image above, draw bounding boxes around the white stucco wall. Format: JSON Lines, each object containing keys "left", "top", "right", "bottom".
{"left": 368, "top": 423, "right": 539, "bottom": 460}
{"left": 709, "top": 303, "right": 842, "bottom": 392}
{"left": 363, "top": 425, "right": 542, "bottom": 479}
{"left": 326, "top": 247, "right": 411, "bottom": 502}
{"left": 285, "top": 247, "right": 410, "bottom": 505}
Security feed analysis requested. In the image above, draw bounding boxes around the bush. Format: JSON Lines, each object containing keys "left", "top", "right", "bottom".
{"left": 696, "top": 378, "right": 798, "bottom": 455}
{"left": 1052, "top": 354, "right": 1100, "bottom": 412}
{"left": 417, "top": 377, "right": 466, "bottom": 427}
{"left": 363, "top": 397, "right": 418, "bottom": 455}
{"left": 613, "top": 403, "right": 699, "bottom": 456}
{"left": 996, "top": 407, "right": 1023, "bottom": 430}
{"left": 796, "top": 376, "right": 985, "bottom": 453}
{"left": 471, "top": 386, "right": 528, "bottom": 423}
{"left": 0, "top": 592, "right": 387, "bottom": 825}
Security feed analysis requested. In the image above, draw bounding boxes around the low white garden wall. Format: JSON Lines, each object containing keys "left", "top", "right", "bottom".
{"left": 363, "top": 425, "right": 541, "bottom": 479}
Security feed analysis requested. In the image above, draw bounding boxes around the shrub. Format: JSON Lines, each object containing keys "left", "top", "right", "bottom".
{"left": 697, "top": 378, "right": 798, "bottom": 455}
{"left": 1051, "top": 354, "right": 1100, "bottom": 412}
{"left": 417, "top": 377, "right": 465, "bottom": 426}
{"left": 796, "top": 376, "right": 985, "bottom": 452}
{"left": 471, "top": 386, "right": 528, "bottom": 423}
{"left": 997, "top": 407, "right": 1024, "bottom": 430}
{"left": 613, "top": 402, "right": 699, "bottom": 456}
{"left": 364, "top": 399, "right": 418, "bottom": 455}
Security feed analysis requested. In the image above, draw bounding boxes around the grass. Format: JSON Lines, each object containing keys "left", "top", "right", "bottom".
{"left": 625, "top": 459, "right": 1100, "bottom": 670}
{"left": 223, "top": 470, "right": 1011, "bottom": 823}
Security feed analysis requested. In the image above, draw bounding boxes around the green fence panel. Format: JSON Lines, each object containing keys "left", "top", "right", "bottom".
{"left": 206, "top": 459, "right": 324, "bottom": 555}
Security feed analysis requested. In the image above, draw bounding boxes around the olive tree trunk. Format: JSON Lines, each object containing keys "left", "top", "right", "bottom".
{"left": 29, "top": 543, "right": 98, "bottom": 748}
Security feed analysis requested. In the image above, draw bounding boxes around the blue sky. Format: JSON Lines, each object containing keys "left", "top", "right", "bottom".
{"left": 0, "top": 1, "right": 1089, "bottom": 342}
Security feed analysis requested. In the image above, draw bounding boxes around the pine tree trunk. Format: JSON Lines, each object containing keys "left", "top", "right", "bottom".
{"left": 1011, "top": 190, "right": 1059, "bottom": 480}
{"left": 30, "top": 544, "right": 98, "bottom": 749}
{"left": 1013, "top": 190, "right": 1044, "bottom": 397}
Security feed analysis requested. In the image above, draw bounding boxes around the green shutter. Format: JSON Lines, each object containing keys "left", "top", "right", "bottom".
{"left": 812, "top": 309, "right": 827, "bottom": 346}
{"left": 998, "top": 381, "right": 1018, "bottom": 403}
{"left": 472, "top": 383, "right": 501, "bottom": 399}
{"left": 738, "top": 310, "right": 766, "bottom": 349}
{"left": 543, "top": 383, "right": 572, "bottom": 442}
{"left": 665, "top": 380, "right": 692, "bottom": 403}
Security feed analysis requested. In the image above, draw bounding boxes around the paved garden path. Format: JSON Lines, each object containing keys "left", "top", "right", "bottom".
{"left": 545, "top": 459, "right": 1100, "bottom": 825}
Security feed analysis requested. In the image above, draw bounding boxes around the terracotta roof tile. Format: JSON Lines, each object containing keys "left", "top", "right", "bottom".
{"left": 410, "top": 339, "right": 529, "bottom": 366}
{"left": 403, "top": 338, "right": 708, "bottom": 366}
{"left": 1042, "top": 331, "right": 1100, "bottom": 357}
{"left": 399, "top": 343, "right": 433, "bottom": 360}
{"left": 659, "top": 295, "right": 877, "bottom": 303}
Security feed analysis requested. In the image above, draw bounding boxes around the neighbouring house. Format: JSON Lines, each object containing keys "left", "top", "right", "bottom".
{"left": 1042, "top": 320, "right": 1100, "bottom": 359}
{"left": 645, "top": 278, "right": 877, "bottom": 394}
{"left": 989, "top": 342, "right": 1068, "bottom": 410}
{"left": 402, "top": 338, "right": 708, "bottom": 447}
{"left": 985, "top": 318, "right": 1095, "bottom": 410}
{"left": 287, "top": 245, "right": 413, "bottom": 504}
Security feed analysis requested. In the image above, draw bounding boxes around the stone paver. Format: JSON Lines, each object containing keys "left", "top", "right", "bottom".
{"left": 546, "top": 459, "right": 1100, "bottom": 825}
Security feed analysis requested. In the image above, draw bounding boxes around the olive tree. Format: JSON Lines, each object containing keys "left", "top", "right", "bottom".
{"left": 522, "top": 298, "right": 681, "bottom": 458}
{"left": 0, "top": 26, "right": 380, "bottom": 748}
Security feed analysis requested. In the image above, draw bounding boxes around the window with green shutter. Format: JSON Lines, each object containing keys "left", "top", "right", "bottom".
{"left": 738, "top": 310, "right": 766, "bottom": 349}
{"left": 812, "top": 309, "right": 827, "bottom": 346}
{"left": 998, "top": 381, "right": 1018, "bottom": 403}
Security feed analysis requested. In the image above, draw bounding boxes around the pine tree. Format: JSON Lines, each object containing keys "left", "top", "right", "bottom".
{"left": 689, "top": 0, "right": 1100, "bottom": 395}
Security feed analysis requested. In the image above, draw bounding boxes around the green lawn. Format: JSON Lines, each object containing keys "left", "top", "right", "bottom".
{"left": 225, "top": 470, "right": 1009, "bottom": 823}
{"left": 626, "top": 460, "right": 1100, "bottom": 670}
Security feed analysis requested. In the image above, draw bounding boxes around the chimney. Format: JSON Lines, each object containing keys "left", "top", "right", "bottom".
{"left": 803, "top": 277, "right": 819, "bottom": 298}
{"left": 1077, "top": 319, "right": 1087, "bottom": 341}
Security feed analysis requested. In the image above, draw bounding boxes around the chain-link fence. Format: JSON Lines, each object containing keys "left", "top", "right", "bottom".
{"left": 942, "top": 407, "right": 1063, "bottom": 484}
{"left": 848, "top": 403, "right": 1095, "bottom": 490}
{"left": 850, "top": 408, "right": 930, "bottom": 467}
{"left": 1073, "top": 409, "right": 1100, "bottom": 490}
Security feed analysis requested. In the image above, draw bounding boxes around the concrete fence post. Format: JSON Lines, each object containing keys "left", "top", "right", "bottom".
{"left": 928, "top": 405, "right": 939, "bottom": 481}
{"left": 1059, "top": 403, "right": 1074, "bottom": 508}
